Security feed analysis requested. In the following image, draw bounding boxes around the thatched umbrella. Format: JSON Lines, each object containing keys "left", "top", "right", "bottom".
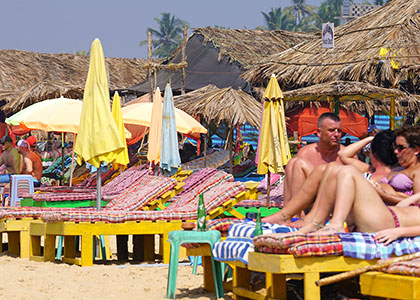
{"left": 174, "top": 85, "right": 262, "bottom": 173}
{"left": 0, "top": 49, "right": 150, "bottom": 114}
{"left": 281, "top": 81, "right": 420, "bottom": 117}
{"left": 243, "top": 0, "right": 420, "bottom": 125}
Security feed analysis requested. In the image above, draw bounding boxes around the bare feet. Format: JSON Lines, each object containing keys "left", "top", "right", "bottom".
{"left": 262, "top": 211, "right": 290, "bottom": 225}
{"left": 311, "top": 224, "right": 346, "bottom": 235}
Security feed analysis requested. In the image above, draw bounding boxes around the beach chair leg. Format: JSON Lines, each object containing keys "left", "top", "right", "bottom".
{"left": 232, "top": 265, "right": 251, "bottom": 300}
{"left": 202, "top": 256, "right": 216, "bottom": 292}
{"left": 162, "top": 233, "right": 171, "bottom": 264}
{"left": 56, "top": 236, "right": 64, "bottom": 260}
{"left": 30, "top": 234, "right": 41, "bottom": 258}
{"left": 210, "top": 258, "right": 224, "bottom": 299}
{"left": 166, "top": 242, "right": 180, "bottom": 299}
{"left": 98, "top": 235, "right": 107, "bottom": 261}
{"left": 44, "top": 235, "right": 56, "bottom": 262}
{"left": 304, "top": 272, "right": 320, "bottom": 300}
{"left": 266, "top": 273, "right": 286, "bottom": 299}
{"left": 19, "top": 230, "right": 30, "bottom": 258}
{"left": 81, "top": 234, "right": 94, "bottom": 267}
{"left": 192, "top": 256, "right": 198, "bottom": 275}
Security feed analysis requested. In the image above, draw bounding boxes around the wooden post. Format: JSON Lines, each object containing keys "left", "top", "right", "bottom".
{"left": 180, "top": 26, "right": 187, "bottom": 95}
{"left": 148, "top": 31, "right": 153, "bottom": 101}
{"left": 229, "top": 126, "right": 233, "bottom": 174}
{"left": 203, "top": 134, "right": 207, "bottom": 168}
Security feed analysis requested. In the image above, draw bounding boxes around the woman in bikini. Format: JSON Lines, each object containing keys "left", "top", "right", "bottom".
{"left": 264, "top": 129, "right": 397, "bottom": 225}
{"left": 289, "top": 126, "right": 420, "bottom": 241}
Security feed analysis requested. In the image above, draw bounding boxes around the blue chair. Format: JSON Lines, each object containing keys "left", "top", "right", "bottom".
{"left": 166, "top": 230, "right": 223, "bottom": 299}
{"left": 10, "top": 175, "right": 34, "bottom": 207}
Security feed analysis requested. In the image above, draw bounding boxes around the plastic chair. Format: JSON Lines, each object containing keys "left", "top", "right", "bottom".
{"left": 10, "top": 175, "right": 34, "bottom": 207}
{"left": 166, "top": 230, "right": 223, "bottom": 299}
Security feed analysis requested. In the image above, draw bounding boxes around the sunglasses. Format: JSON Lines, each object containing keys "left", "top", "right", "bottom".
{"left": 393, "top": 144, "right": 411, "bottom": 152}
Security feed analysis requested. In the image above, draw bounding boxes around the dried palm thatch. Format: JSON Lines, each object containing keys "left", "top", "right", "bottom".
{"left": 181, "top": 27, "right": 314, "bottom": 69}
{"left": 243, "top": 0, "right": 420, "bottom": 92}
{"left": 0, "top": 49, "right": 149, "bottom": 114}
{"left": 173, "top": 85, "right": 262, "bottom": 128}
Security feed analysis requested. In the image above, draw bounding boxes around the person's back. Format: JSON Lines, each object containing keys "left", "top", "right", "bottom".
{"left": 0, "top": 136, "right": 21, "bottom": 184}
{"left": 18, "top": 140, "right": 43, "bottom": 184}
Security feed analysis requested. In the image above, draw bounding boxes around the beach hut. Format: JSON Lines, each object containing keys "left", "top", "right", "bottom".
{"left": 0, "top": 49, "right": 150, "bottom": 114}
{"left": 243, "top": 0, "right": 420, "bottom": 125}
{"left": 128, "top": 27, "right": 314, "bottom": 94}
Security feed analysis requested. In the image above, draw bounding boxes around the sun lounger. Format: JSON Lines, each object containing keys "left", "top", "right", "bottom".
{"left": 38, "top": 177, "right": 247, "bottom": 266}
{"left": 181, "top": 149, "right": 230, "bottom": 170}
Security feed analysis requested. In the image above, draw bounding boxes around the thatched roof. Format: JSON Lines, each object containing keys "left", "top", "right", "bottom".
{"left": 0, "top": 49, "right": 149, "bottom": 114}
{"left": 243, "top": 0, "right": 420, "bottom": 92}
{"left": 280, "top": 81, "right": 420, "bottom": 116}
{"left": 173, "top": 85, "right": 262, "bottom": 128}
{"left": 193, "top": 27, "right": 314, "bottom": 69}
{"left": 129, "top": 27, "right": 314, "bottom": 94}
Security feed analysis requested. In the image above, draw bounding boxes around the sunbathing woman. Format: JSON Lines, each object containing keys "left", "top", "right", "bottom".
{"left": 263, "top": 129, "right": 397, "bottom": 225}
{"left": 289, "top": 126, "right": 420, "bottom": 238}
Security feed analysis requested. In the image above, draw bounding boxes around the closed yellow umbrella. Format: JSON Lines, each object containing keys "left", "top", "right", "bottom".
{"left": 75, "top": 38, "right": 124, "bottom": 209}
{"left": 147, "top": 88, "right": 163, "bottom": 165}
{"left": 112, "top": 91, "right": 129, "bottom": 170}
{"left": 257, "top": 74, "right": 291, "bottom": 206}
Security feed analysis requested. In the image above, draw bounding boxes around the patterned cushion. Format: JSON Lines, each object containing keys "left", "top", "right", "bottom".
{"left": 253, "top": 233, "right": 308, "bottom": 249}
{"left": 382, "top": 257, "right": 420, "bottom": 276}
{"left": 291, "top": 234, "right": 343, "bottom": 257}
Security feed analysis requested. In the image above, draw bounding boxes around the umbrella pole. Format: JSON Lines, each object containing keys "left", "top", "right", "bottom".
{"left": 204, "top": 134, "right": 207, "bottom": 168}
{"left": 266, "top": 172, "right": 271, "bottom": 208}
{"left": 69, "top": 134, "right": 76, "bottom": 187}
{"left": 60, "top": 132, "right": 65, "bottom": 185}
{"left": 229, "top": 126, "right": 233, "bottom": 174}
{"left": 96, "top": 167, "right": 102, "bottom": 210}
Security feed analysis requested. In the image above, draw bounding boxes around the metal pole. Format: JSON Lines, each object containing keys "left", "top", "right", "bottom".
{"left": 266, "top": 172, "right": 271, "bottom": 207}
{"left": 96, "top": 167, "right": 101, "bottom": 210}
{"left": 229, "top": 126, "right": 233, "bottom": 174}
{"left": 148, "top": 31, "right": 153, "bottom": 101}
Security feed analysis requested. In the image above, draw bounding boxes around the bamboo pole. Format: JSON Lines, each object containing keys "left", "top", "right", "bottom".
{"left": 266, "top": 172, "right": 271, "bottom": 207}
{"left": 181, "top": 26, "right": 187, "bottom": 95}
{"left": 390, "top": 96, "right": 395, "bottom": 130}
{"left": 148, "top": 31, "right": 153, "bottom": 101}
{"left": 203, "top": 133, "right": 207, "bottom": 168}
{"left": 229, "top": 126, "right": 233, "bottom": 174}
{"left": 316, "top": 251, "right": 420, "bottom": 287}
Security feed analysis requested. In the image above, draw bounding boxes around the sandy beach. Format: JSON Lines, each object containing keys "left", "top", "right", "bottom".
{"left": 0, "top": 253, "right": 232, "bottom": 300}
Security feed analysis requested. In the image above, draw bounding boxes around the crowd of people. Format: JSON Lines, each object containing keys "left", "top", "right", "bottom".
{"left": 264, "top": 112, "right": 420, "bottom": 245}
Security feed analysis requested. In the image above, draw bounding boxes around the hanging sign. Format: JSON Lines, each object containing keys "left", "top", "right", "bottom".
{"left": 322, "top": 22, "right": 334, "bottom": 49}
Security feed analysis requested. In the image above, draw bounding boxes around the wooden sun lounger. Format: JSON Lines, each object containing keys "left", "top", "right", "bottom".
{"left": 360, "top": 271, "right": 420, "bottom": 300}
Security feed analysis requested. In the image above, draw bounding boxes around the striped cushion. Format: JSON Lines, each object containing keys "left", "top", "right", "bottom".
{"left": 383, "top": 258, "right": 420, "bottom": 276}
{"left": 253, "top": 233, "right": 308, "bottom": 249}
{"left": 291, "top": 234, "right": 343, "bottom": 257}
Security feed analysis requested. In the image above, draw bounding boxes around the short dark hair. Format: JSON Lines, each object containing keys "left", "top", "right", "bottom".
{"left": 317, "top": 112, "right": 341, "bottom": 127}
{"left": 0, "top": 136, "right": 13, "bottom": 144}
{"left": 394, "top": 126, "right": 420, "bottom": 148}
{"left": 371, "top": 129, "right": 397, "bottom": 167}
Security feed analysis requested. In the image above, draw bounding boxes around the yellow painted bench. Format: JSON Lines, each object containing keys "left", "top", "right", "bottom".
{"left": 244, "top": 253, "right": 378, "bottom": 300}
{"left": 0, "top": 218, "right": 43, "bottom": 258}
{"left": 143, "top": 181, "right": 185, "bottom": 211}
{"left": 360, "top": 271, "right": 420, "bottom": 300}
{"left": 42, "top": 220, "right": 184, "bottom": 266}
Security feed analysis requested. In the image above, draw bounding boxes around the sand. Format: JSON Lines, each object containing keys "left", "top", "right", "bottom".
{"left": 0, "top": 254, "right": 233, "bottom": 300}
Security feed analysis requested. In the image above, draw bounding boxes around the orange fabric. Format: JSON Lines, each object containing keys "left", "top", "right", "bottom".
{"left": 286, "top": 104, "right": 368, "bottom": 138}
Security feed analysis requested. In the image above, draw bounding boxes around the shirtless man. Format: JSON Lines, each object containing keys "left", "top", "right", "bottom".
{"left": 282, "top": 112, "right": 344, "bottom": 206}
{"left": 17, "top": 140, "right": 43, "bottom": 187}
{"left": 0, "top": 136, "right": 21, "bottom": 183}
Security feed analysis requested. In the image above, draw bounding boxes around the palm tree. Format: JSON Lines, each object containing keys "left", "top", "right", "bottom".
{"left": 139, "top": 13, "right": 189, "bottom": 58}
{"left": 292, "top": 0, "right": 313, "bottom": 24}
{"left": 314, "top": 0, "right": 343, "bottom": 29}
{"left": 261, "top": 7, "right": 295, "bottom": 31}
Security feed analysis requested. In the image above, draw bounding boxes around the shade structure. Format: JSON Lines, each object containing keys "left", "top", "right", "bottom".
{"left": 286, "top": 104, "right": 368, "bottom": 139}
{"left": 75, "top": 39, "right": 124, "bottom": 210}
{"left": 160, "top": 83, "right": 181, "bottom": 175}
{"left": 111, "top": 92, "right": 129, "bottom": 170}
{"left": 147, "top": 88, "right": 163, "bottom": 165}
{"left": 257, "top": 75, "right": 291, "bottom": 175}
{"left": 122, "top": 101, "right": 207, "bottom": 136}
{"left": 6, "top": 97, "right": 82, "bottom": 133}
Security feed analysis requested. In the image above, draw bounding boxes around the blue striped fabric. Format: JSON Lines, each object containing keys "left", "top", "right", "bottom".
{"left": 339, "top": 232, "right": 420, "bottom": 260}
{"left": 212, "top": 221, "right": 298, "bottom": 264}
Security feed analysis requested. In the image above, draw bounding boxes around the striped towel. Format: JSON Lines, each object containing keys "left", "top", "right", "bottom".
{"left": 340, "top": 232, "right": 420, "bottom": 259}
{"left": 212, "top": 221, "right": 298, "bottom": 264}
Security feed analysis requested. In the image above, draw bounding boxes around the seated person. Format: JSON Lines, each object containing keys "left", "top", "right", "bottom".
{"left": 264, "top": 128, "right": 405, "bottom": 225}
{"left": 283, "top": 113, "right": 345, "bottom": 206}
{"left": 26, "top": 135, "right": 42, "bottom": 161}
{"left": 17, "top": 140, "right": 43, "bottom": 187}
{"left": 269, "top": 126, "right": 420, "bottom": 241}
{"left": 0, "top": 136, "right": 21, "bottom": 183}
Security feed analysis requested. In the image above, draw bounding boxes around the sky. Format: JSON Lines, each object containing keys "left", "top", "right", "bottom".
{"left": 1, "top": 0, "right": 323, "bottom": 59}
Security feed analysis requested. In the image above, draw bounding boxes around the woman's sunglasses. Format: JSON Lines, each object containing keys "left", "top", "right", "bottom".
{"left": 393, "top": 144, "right": 411, "bottom": 152}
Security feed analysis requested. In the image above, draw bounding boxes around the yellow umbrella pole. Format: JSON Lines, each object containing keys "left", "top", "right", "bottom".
{"left": 266, "top": 172, "right": 271, "bottom": 208}
{"left": 96, "top": 167, "right": 102, "bottom": 210}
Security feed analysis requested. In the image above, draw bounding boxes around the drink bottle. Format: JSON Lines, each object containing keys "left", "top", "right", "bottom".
{"left": 197, "top": 193, "right": 206, "bottom": 231}
{"left": 254, "top": 208, "right": 263, "bottom": 236}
